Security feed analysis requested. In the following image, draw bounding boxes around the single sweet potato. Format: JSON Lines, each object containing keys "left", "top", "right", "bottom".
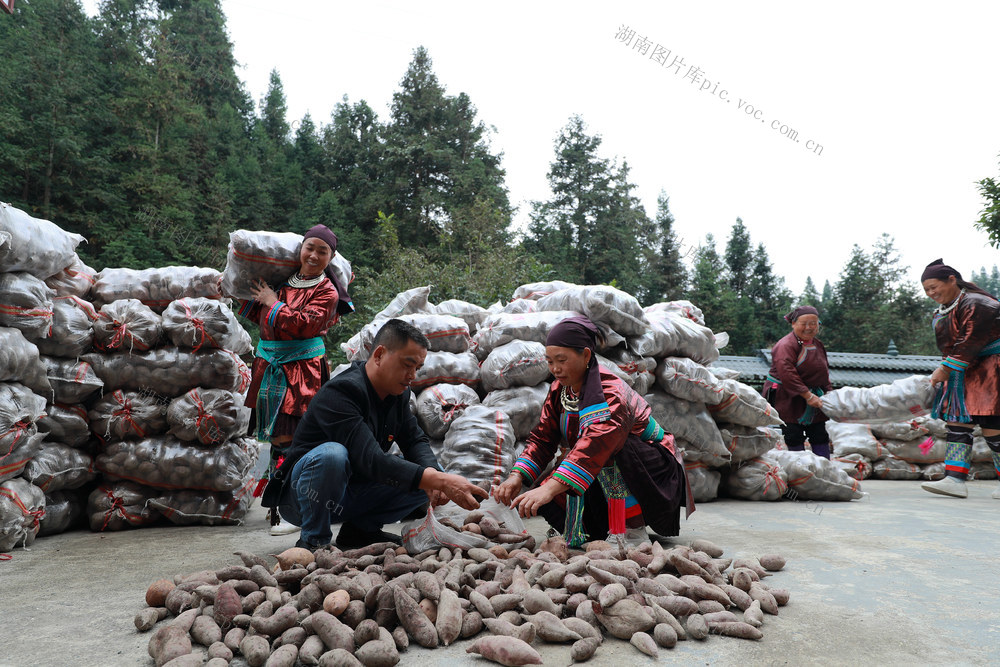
{"left": 522, "top": 588, "right": 560, "bottom": 615}
{"left": 212, "top": 582, "right": 242, "bottom": 628}
{"left": 317, "top": 647, "right": 363, "bottom": 667}
{"left": 355, "top": 639, "right": 399, "bottom": 667}
{"left": 462, "top": 610, "right": 484, "bottom": 638}
{"left": 597, "top": 583, "right": 627, "bottom": 608}
{"left": 653, "top": 622, "right": 678, "bottom": 648}
{"left": 685, "top": 614, "right": 709, "bottom": 640}
{"left": 135, "top": 607, "right": 168, "bottom": 632}
{"left": 147, "top": 579, "right": 176, "bottom": 607}
{"left": 770, "top": 588, "right": 790, "bottom": 606}
{"left": 710, "top": 621, "right": 764, "bottom": 640}
{"left": 354, "top": 618, "right": 380, "bottom": 646}
{"left": 562, "top": 617, "right": 601, "bottom": 641}
{"left": 208, "top": 641, "right": 232, "bottom": 661}
{"left": 466, "top": 635, "right": 542, "bottom": 666}
{"left": 721, "top": 584, "right": 753, "bottom": 611}
{"left": 190, "top": 615, "right": 222, "bottom": 646}
{"left": 436, "top": 588, "right": 463, "bottom": 646}
{"left": 250, "top": 603, "right": 298, "bottom": 637}
{"left": 148, "top": 625, "right": 192, "bottom": 667}
{"left": 690, "top": 539, "right": 723, "bottom": 557}
{"left": 594, "top": 599, "right": 655, "bottom": 640}
{"left": 161, "top": 655, "right": 205, "bottom": 667}
{"left": 697, "top": 599, "right": 726, "bottom": 614}
{"left": 702, "top": 610, "right": 740, "bottom": 625}
{"left": 239, "top": 634, "right": 271, "bottom": 667}
{"left": 630, "top": 631, "right": 658, "bottom": 657}
{"left": 311, "top": 611, "right": 356, "bottom": 652}
{"left": 391, "top": 625, "right": 410, "bottom": 651}
{"left": 298, "top": 634, "right": 326, "bottom": 665}
{"left": 393, "top": 586, "right": 438, "bottom": 648}
{"left": 571, "top": 636, "right": 601, "bottom": 662}
{"left": 758, "top": 553, "right": 786, "bottom": 571}
{"left": 265, "top": 643, "right": 299, "bottom": 667}
{"left": 744, "top": 600, "right": 764, "bottom": 628}
{"left": 524, "top": 610, "right": 583, "bottom": 643}
{"left": 223, "top": 627, "right": 245, "bottom": 653}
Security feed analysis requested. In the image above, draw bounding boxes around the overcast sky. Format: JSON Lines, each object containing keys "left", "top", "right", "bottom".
{"left": 82, "top": 1, "right": 1000, "bottom": 296}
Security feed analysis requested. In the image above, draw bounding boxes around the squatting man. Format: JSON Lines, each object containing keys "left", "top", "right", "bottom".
{"left": 260, "top": 319, "right": 487, "bottom": 550}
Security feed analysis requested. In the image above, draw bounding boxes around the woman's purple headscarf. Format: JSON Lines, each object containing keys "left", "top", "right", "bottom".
{"left": 302, "top": 224, "right": 353, "bottom": 317}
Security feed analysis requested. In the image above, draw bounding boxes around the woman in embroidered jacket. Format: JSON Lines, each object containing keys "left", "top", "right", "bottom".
{"left": 494, "top": 316, "right": 690, "bottom": 546}
{"left": 919, "top": 259, "right": 1000, "bottom": 499}
{"left": 761, "top": 305, "right": 833, "bottom": 459}
{"left": 238, "top": 224, "right": 354, "bottom": 528}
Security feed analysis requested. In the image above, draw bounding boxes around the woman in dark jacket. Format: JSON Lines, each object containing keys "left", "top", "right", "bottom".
{"left": 761, "top": 305, "right": 833, "bottom": 459}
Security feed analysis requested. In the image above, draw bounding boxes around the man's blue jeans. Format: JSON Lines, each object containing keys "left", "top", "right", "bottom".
{"left": 277, "top": 442, "right": 428, "bottom": 547}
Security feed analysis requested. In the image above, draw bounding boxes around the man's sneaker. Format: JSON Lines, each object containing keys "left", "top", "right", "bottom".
{"left": 992, "top": 484, "right": 1000, "bottom": 500}
{"left": 334, "top": 521, "right": 403, "bottom": 550}
{"left": 921, "top": 476, "right": 968, "bottom": 498}
{"left": 270, "top": 519, "right": 300, "bottom": 536}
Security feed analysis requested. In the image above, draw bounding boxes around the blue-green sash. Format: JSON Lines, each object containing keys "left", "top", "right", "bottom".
{"left": 254, "top": 337, "right": 326, "bottom": 440}
{"left": 931, "top": 338, "right": 1000, "bottom": 423}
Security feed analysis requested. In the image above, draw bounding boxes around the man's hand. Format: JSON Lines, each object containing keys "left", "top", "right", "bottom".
{"left": 493, "top": 474, "right": 523, "bottom": 507}
{"left": 419, "top": 468, "right": 488, "bottom": 510}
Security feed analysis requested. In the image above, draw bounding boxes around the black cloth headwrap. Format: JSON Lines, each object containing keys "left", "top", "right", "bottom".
{"left": 302, "top": 224, "right": 354, "bottom": 317}
{"left": 784, "top": 305, "right": 820, "bottom": 324}
{"left": 920, "top": 258, "right": 961, "bottom": 283}
{"left": 545, "top": 316, "right": 610, "bottom": 428}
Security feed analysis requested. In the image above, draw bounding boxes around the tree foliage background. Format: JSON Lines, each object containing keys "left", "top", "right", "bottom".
{"left": 1, "top": 0, "right": 980, "bottom": 362}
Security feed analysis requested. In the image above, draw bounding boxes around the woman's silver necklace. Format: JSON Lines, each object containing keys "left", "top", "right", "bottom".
{"left": 935, "top": 288, "right": 965, "bottom": 316}
{"left": 287, "top": 272, "right": 323, "bottom": 289}
{"left": 560, "top": 386, "right": 580, "bottom": 412}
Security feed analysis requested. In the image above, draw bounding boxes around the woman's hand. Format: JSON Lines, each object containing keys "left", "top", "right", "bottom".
{"left": 511, "top": 479, "right": 565, "bottom": 518}
{"left": 930, "top": 365, "right": 951, "bottom": 387}
{"left": 493, "top": 474, "right": 523, "bottom": 506}
{"left": 805, "top": 393, "right": 824, "bottom": 409}
{"left": 249, "top": 279, "right": 278, "bottom": 307}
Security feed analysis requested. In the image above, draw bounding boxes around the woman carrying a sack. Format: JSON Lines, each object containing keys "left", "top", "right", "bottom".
{"left": 239, "top": 224, "right": 354, "bottom": 533}
{"left": 493, "top": 316, "right": 691, "bottom": 546}
{"left": 761, "top": 305, "right": 833, "bottom": 459}
{"left": 919, "top": 259, "right": 1000, "bottom": 499}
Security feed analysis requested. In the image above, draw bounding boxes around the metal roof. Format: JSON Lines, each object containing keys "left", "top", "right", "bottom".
{"left": 758, "top": 349, "right": 940, "bottom": 372}
{"left": 716, "top": 349, "right": 940, "bottom": 389}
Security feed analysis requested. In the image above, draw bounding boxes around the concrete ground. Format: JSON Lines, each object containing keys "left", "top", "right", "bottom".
{"left": 1, "top": 479, "right": 998, "bottom": 667}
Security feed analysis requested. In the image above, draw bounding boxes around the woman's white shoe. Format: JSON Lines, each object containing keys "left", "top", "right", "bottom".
{"left": 270, "top": 519, "right": 300, "bottom": 536}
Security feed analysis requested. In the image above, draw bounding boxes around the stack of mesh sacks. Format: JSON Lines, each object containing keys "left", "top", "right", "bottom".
{"left": 820, "top": 376, "right": 997, "bottom": 482}
{"left": 630, "top": 300, "right": 861, "bottom": 503}
{"left": 0, "top": 201, "right": 95, "bottom": 551}
{"left": 340, "top": 281, "right": 860, "bottom": 504}
{"left": 83, "top": 267, "right": 258, "bottom": 531}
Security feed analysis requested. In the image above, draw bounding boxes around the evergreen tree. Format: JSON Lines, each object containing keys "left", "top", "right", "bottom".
{"left": 688, "top": 234, "right": 736, "bottom": 335}
{"left": 642, "top": 192, "right": 687, "bottom": 303}
{"left": 747, "top": 243, "right": 793, "bottom": 349}
{"left": 800, "top": 277, "right": 822, "bottom": 309}
{"left": 0, "top": 0, "right": 105, "bottom": 249}
{"left": 823, "top": 235, "right": 935, "bottom": 354}
{"left": 724, "top": 218, "right": 753, "bottom": 296}
{"left": 974, "top": 157, "right": 1000, "bottom": 247}
{"left": 525, "top": 115, "right": 654, "bottom": 296}
{"left": 321, "top": 97, "right": 388, "bottom": 271}
{"left": 821, "top": 280, "right": 834, "bottom": 305}
{"left": 970, "top": 266, "right": 1000, "bottom": 297}
{"left": 383, "top": 46, "right": 510, "bottom": 248}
